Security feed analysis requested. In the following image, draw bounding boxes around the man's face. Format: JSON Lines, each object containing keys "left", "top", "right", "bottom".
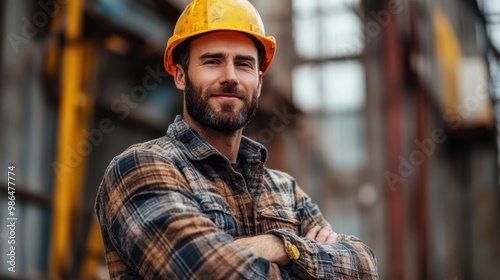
{"left": 175, "top": 31, "right": 263, "bottom": 133}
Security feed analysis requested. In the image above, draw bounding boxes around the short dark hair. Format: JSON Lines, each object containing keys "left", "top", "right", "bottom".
{"left": 172, "top": 38, "right": 193, "bottom": 73}
{"left": 172, "top": 33, "right": 266, "bottom": 73}
{"left": 247, "top": 35, "right": 266, "bottom": 72}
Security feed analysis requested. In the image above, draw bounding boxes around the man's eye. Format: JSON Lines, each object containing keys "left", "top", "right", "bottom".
{"left": 204, "top": 60, "right": 218, "bottom": 65}
{"left": 237, "top": 62, "right": 252, "bottom": 68}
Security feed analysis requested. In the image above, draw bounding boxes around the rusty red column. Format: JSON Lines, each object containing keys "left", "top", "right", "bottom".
{"left": 383, "top": 0, "right": 405, "bottom": 278}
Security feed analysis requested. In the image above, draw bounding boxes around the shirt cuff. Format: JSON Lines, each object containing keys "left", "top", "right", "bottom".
{"left": 266, "top": 229, "right": 318, "bottom": 277}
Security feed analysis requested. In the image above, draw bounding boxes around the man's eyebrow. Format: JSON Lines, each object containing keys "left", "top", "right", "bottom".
{"left": 235, "top": 55, "right": 257, "bottom": 62}
{"left": 199, "top": 52, "right": 256, "bottom": 62}
{"left": 199, "top": 52, "right": 226, "bottom": 60}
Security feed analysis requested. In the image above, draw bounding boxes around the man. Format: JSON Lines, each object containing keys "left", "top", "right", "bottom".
{"left": 95, "top": 0, "right": 378, "bottom": 279}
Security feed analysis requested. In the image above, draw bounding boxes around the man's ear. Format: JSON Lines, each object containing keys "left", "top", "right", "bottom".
{"left": 174, "top": 64, "right": 186, "bottom": 91}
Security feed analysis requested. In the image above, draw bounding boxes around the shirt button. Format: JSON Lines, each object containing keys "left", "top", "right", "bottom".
{"left": 290, "top": 244, "right": 300, "bottom": 260}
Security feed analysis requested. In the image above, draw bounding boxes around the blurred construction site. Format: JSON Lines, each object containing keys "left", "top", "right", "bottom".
{"left": 1, "top": 0, "right": 499, "bottom": 279}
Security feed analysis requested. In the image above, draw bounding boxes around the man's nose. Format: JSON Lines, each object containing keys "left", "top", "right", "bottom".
{"left": 219, "top": 63, "right": 238, "bottom": 85}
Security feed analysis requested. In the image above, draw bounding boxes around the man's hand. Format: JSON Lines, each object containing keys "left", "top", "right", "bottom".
{"left": 234, "top": 234, "right": 290, "bottom": 267}
{"left": 304, "top": 225, "right": 338, "bottom": 243}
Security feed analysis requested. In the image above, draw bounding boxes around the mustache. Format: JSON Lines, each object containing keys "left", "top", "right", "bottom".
{"left": 219, "top": 84, "right": 239, "bottom": 94}
{"left": 208, "top": 85, "right": 248, "bottom": 99}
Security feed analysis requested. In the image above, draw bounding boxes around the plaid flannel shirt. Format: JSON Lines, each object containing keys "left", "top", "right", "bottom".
{"left": 95, "top": 115, "right": 378, "bottom": 279}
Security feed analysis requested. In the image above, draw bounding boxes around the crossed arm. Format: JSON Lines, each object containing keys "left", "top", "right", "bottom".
{"left": 234, "top": 225, "right": 339, "bottom": 267}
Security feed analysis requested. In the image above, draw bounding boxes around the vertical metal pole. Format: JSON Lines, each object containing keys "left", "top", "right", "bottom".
{"left": 49, "top": 0, "right": 92, "bottom": 278}
{"left": 409, "top": 2, "right": 429, "bottom": 279}
{"left": 415, "top": 82, "right": 430, "bottom": 279}
{"left": 459, "top": 148, "right": 473, "bottom": 280}
{"left": 383, "top": 0, "right": 405, "bottom": 278}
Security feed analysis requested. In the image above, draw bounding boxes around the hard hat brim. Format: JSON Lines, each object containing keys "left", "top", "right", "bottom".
{"left": 164, "top": 29, "right": 276, "bottom": 76}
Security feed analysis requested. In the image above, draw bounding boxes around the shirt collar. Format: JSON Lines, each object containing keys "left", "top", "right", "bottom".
{"left": 166, "top": 115, "right": 268, "bottom": 164}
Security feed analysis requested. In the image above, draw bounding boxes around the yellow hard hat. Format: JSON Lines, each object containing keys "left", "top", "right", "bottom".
{"left": 164, "top": 0, "right": 276, "bottom": 76}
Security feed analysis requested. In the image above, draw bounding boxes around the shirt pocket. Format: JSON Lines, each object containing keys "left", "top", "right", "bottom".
{"left": 196, "top": 194, "right": 238, "bottom": 236}
{"left": 257, "top": 206, "right": 301, "bottom": 234}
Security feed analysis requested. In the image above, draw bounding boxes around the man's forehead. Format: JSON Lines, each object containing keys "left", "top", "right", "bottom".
{"left": 190, "top": 31, "right": 259, "bottom": 54}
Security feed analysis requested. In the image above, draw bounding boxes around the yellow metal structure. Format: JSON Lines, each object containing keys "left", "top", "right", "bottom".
{"left": 49, "top": 0, "right": 99, "bottom": 278}
{"left": 433, "top": 8, "right": 462, "bottom": 118}
{"left": 80, "top": 217, "right": 105, "bottom": 280}
{"left": 432, "top": 8, "right": 493, "bottom": 128}
{"left": 44, "top": 2, "right": 63, "bottom": 80}
{"left": 164, "top": 0, "right": 276, "bottom": 75}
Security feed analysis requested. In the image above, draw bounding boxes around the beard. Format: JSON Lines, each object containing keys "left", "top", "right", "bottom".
{"left": 184, "top": 74, "right": 259, "bottom": 133}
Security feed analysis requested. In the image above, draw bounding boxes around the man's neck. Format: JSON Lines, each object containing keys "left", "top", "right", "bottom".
{"left": 183, "top": 114, "right": 242, "bottom": 163}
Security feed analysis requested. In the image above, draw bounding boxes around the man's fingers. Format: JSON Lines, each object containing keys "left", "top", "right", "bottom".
{"left": 315, "top": 226, "right": 332, "bottom": 243}
{"left": 304, "top": 225, "right": 321, "bottom": 239}
{"left": 325, "top": 231, "right": 338, "bottom": 244}
{"left": 305, "top": 226, "right": 339, "bottom": 243}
